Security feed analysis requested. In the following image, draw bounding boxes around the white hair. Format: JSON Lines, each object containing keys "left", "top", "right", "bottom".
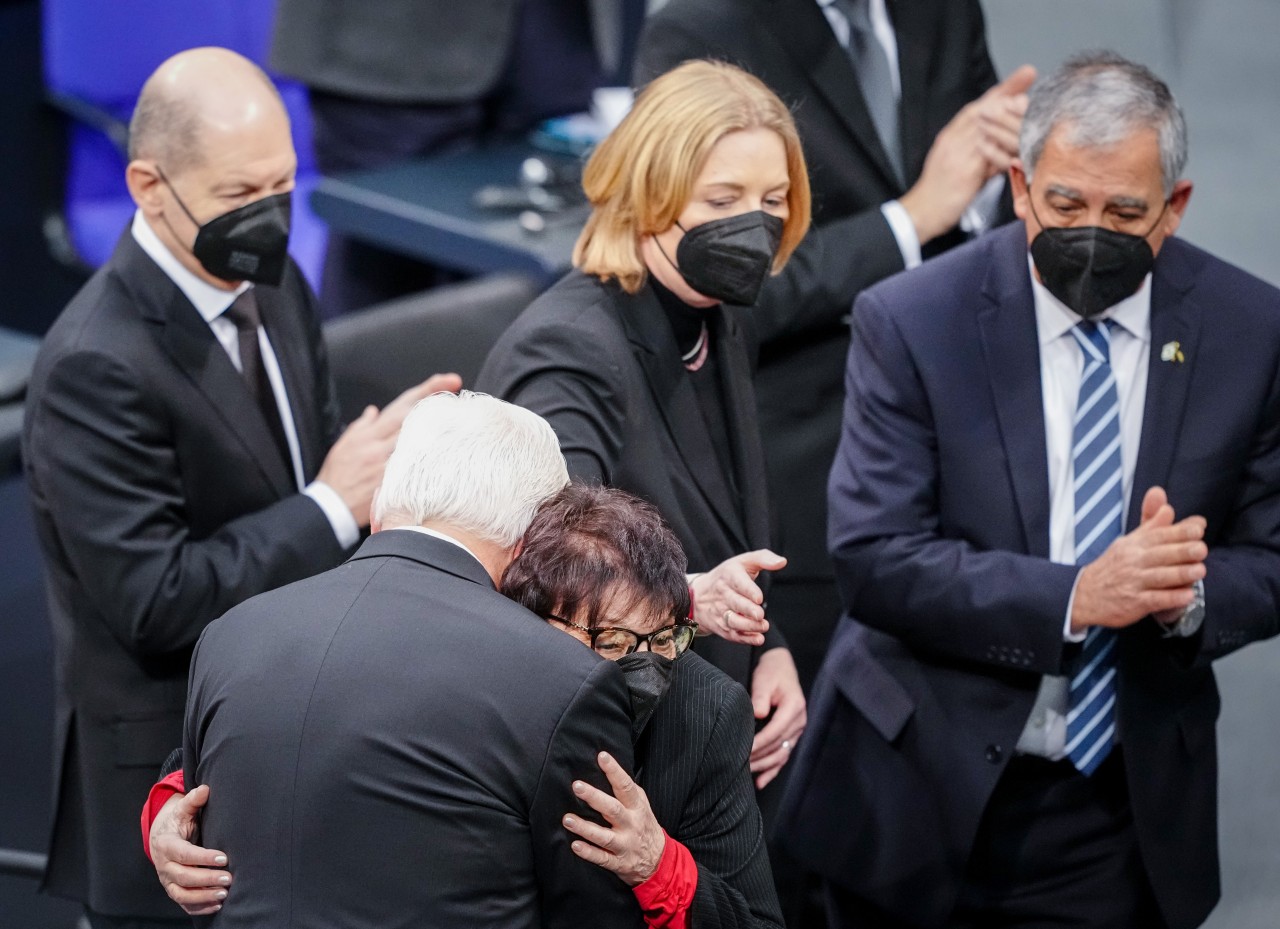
{"left": 373, "top": 391, "right": 569, "bottom": 548}
{"left": 1020, "top": 51, "right": 1188, "bottom": 198}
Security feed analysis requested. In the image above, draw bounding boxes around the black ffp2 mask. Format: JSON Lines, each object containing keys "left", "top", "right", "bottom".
{"left": 160, "top": 169, "right": 293, "bottom": 286}
{"left": 664, "top": 210, "right": 784, "bottom": 307}
{"left": 1029, "top": 199, "right": 1165, "bottom": 319}
{"left": 616, "top": 651, "right": 675, "bottom": 741}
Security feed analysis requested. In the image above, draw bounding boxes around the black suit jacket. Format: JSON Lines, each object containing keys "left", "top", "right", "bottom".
{"left": 779, "top": 224, "right": 1280, "bottom": 928}
{"left": 636, "top": 0, "right": 1000, "bottom": 583}
{"left": 184, "top": 529, "right": 643, "bottom": 929}
{"left": 476, "top": 270, "right": 784, "bottom": 687}
{"left": 640, "top": 654, "right": 783, "bottom": 928}
{"left": 22, "top": 230, "right": 348, "bottom": 917}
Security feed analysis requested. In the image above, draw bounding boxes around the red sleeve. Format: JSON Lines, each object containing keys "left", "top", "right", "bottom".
{"left": 632, "top": 830, "right": 698, "bottom": 929}
{"left": 140, "top": 770, "right": 186, "bottom": 862}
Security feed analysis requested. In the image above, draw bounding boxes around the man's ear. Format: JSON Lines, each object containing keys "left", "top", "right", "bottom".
{"left": 1164, "top": 179, "right": 1194, "bottom": 235}
{"left": 1008, "top": 159, "right": 1031, "bottom": 221}
{"left": 126, "top": 159, "right": 164, "bottom": 215}
{"left": 511, "top": 537, "right": 525, "bottom": 561}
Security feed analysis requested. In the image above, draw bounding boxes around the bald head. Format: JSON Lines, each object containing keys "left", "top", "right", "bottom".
{"left": 128, "top": 47, "right": 287, "bottom": 174}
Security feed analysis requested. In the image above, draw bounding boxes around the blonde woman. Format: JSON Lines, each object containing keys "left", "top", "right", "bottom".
{"left": 478, "top": 60, "right": 810, "bottom": 789}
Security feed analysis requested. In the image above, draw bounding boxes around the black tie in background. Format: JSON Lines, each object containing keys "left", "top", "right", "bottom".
{"left": 836, "top": 0, "right": 904, "bottom": 185}
{"left": 223, "top": 289, "right": 292, "bottom": 472}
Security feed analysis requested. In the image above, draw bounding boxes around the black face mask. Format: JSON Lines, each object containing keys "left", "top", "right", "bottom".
{"left": 616, "top": 651, "right": 675, "bottom": 741}
{"left": 659, "top": 210, "right": 784, "bottom": 306}
{"left": 159, "top": 169, "right": 293, "bottom": 286}
{"left": 1028, "top": 198, "right": 1166, "bottom": 319}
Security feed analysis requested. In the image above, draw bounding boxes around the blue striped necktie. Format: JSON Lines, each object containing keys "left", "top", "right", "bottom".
{"left": 1066, "top": 320, "right": 1122, "bottom": 775}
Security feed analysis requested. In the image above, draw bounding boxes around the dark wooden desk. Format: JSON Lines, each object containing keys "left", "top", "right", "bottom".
{"left": 309, "top": 142, "right": 585, "bottom": 285}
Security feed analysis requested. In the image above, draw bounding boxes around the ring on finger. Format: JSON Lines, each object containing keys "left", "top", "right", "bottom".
{"left": 781, "top": 739, "right": 792, "bottom": 752}
{"left": 724, "top": 609, "right": 734, "bottom": 626}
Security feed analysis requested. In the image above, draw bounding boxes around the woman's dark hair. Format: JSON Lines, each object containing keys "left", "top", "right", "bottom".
{"left": 500, "top": 483, "right": 691, "bottom": 630}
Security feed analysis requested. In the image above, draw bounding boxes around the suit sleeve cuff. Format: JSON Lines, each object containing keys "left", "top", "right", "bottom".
{"left": 141, "top": 770, "right": 187, "bottom": 862}
{"left": 304, "top": 481, "right": 360, "bottom": 549}
{"left": 881, "top": 200, "right": 923, "bottom": 270}
{"left": 959, "top": 175, "right": 1007, "bottom": 234}
{"left": 632, "top": 831, "right": 697, "bottom": 929}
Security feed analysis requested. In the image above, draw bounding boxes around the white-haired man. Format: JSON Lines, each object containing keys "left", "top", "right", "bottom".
{"left": 176, "top": 391, "right": 643, "bottom": 928}
{"left": 780, "top": 52, "right": 1280, "bottom": 929}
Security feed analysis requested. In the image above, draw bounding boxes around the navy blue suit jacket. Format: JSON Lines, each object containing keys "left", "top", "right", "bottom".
{"left": 778, "top": 221, "right": 1280, "bottom": 929}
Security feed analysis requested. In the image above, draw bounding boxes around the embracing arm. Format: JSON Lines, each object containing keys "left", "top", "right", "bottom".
{"left": 531, "top": 660, "right": 644, "bottom": 929}
{"left": 680, "top": 680, "right": 784, "bottom": 929}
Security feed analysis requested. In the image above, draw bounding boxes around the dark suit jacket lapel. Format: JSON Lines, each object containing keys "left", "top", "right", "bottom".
{"left": 977, "top": 225, "right": 1053, "bottom": 557}
{"left": 759, "top": 0, "right": 902, "bottom": 191}
{"left": 1127, "top": 245, "right": 1201, "bottom": 530}
{"left": 119, "top": 234, "right": 294, "bottom": 497}
{"left": 715, "top": 308, "right": 770, "bottom": 551}
{"left": 887, "top": 0, "right": 941, "bottom": 182}
{"left": 618, "top": 287, "right": 749, "bottom": 550}
{"left": 258, "top": 284, "right": 321, "bottom": 480}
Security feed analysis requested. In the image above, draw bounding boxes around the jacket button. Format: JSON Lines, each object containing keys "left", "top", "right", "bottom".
{"left": 985, "top": 744, "right": 1004, "bottom": 764}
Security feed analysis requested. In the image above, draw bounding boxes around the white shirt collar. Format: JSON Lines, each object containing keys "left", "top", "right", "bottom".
{"left": 131, "top": 210, "right": 249, "bottom": 324}
{"left": 1028, "top": 253, "right": 1152, "bottom": 347}
{"left": 387, "top": 525, "right": 484, "bottom": 568}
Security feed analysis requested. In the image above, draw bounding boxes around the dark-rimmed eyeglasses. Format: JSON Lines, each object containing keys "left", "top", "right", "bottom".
{"left": 547, "top": 615, "right": 699, "bottom": 659}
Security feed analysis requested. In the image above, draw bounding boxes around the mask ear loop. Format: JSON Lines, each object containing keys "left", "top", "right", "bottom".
{"left": 153, "top": 165, "right": 206, "bottom": 258}
{"left": 651, "top": 221, "right": 688, "bottom": 275}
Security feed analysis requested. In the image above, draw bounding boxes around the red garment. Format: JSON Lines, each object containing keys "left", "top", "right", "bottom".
{"left": 140, "top": 770, "right": 186, "bottom": 862}
{"left": 632, "top": 830, "right": 698, "bottom": 929}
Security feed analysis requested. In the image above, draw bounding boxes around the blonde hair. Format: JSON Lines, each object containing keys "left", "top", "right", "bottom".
{"left": 573, "top": 59, "right": 812, "bottom": 294}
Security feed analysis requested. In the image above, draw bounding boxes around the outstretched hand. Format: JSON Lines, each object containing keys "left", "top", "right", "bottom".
{"left": 691, "top": 549, "right": 787, "bottom": 646}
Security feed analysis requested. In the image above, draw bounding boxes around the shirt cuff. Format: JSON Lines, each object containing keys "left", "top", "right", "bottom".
{"left": 959, "top": 175, "right": 1007, "bottom": 234}
{"left": 1062, "top": 571, "right": 1088, "bottom": 643}
{"left": 141, "top": 770, "right": 187, "bottom": 862}
{"left": 632, "top": 830, "right": 698, "bottom": 929}
{"left": 880, "top": 200, "right": 923, "bottom": 270}
{"left": 305, "top": 481, "right": 360, "bottom": 549}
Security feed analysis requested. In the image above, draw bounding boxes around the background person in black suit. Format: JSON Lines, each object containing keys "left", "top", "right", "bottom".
{"left": 780, "top": 53, "right": 1280, "bottom": 928}
{"left": 150, "top": 482, "right": 782, "bottom": 928}
{"left": 181, "top": 392, "right": 643, "bottom": 928}
{"left": 635, "top": 0, "right": 1035, "bottom": 695}
{"left": 271, "top": 0, "right": 648, "bottom": 314}
{"left": 20, "top": 47, "right": 455, "bottom": 928}
{"left": 477, "top": 59, "right": 811, "bottom": 792}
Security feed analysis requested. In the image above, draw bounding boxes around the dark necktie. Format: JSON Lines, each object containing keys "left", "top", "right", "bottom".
{"left": 1066, "top": 320, "right": 1122, "bottom": 775}
{"left": 836, "top": 0, "right": 904, "bottom": 185}
{"left": 223, "top": 290, "right": 292, "bottom": 472}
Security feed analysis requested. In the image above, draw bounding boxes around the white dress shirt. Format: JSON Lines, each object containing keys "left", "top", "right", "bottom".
{"left": 1015, "top": 258, "right": 1151, "bottom": 758}
{"left": 389, "top": 525, "right": 484, "bottom": 570}
{"left": 815, "top": 0, "right": 1005, "bottom": 271}
{"left": 131, "top": 211, "right": 359, "bottom": 549}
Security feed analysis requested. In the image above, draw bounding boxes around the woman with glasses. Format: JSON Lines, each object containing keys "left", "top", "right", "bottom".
{"left": 478, "top": 60, "right": 811, "bottom": 790}
{"left": 145, "top": 483, "right": 781, "bottom": 928}
{"left": 504, "top": 482, "right": 780, "bottom": 928}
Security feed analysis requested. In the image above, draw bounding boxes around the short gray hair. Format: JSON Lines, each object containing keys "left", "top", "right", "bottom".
{"left": 373, "top": 391, "right": 569, "bottom": 548}
{"left": 1020, "top": 51, "right": 1187, "bottom": 197}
